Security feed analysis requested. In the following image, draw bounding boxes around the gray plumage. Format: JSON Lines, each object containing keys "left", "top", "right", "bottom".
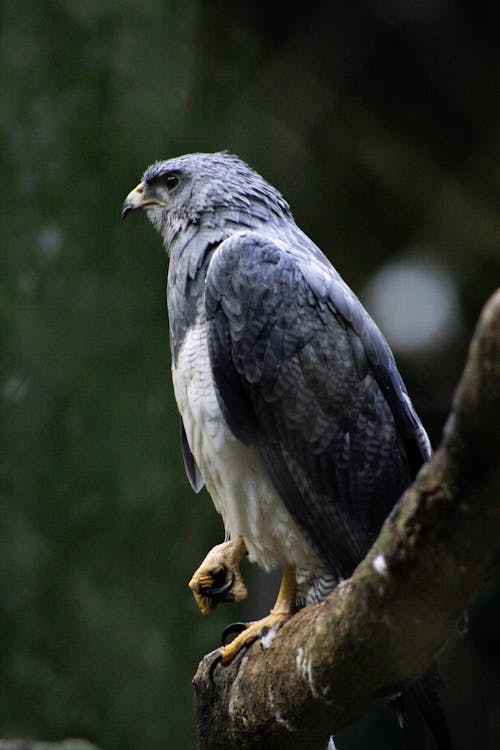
{"left": 123, "top": 151, "right": 431, "bottom": 593}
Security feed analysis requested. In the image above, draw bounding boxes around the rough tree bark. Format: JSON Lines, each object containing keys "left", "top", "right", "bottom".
{"left": 193, "top": 289, "right": 500, "bottom": 750}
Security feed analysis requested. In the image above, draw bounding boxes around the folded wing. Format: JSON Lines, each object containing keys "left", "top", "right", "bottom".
{"left": 205, "top": 231, "right": 430, "bottom": 578}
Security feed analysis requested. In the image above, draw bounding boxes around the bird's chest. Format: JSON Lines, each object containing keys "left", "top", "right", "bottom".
{"left": 171, "top": 319, "right": 312, "bottom": 570}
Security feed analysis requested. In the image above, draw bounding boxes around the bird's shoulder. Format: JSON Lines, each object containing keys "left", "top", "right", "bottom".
{"left": 205, "top": 227, "right": 340, "bottom": 323}
{"left": 205, "top": 227, "right": 383, "bottom": 371}
{"left": 205, "top": 228, "right": 430, "bottom": 470}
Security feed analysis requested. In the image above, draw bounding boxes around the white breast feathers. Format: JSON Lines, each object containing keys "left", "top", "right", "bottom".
{"left": 171, "top": 320, "right": 315, "bottom": 571}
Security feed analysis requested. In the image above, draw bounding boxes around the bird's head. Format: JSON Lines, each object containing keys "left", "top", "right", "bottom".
{"left": 122, "top": 151, "right": 292, "bottom": 247}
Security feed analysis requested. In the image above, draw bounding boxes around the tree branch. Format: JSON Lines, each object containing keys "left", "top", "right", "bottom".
{"left": 193, "top": 289, "right": 500, "bottom": 750}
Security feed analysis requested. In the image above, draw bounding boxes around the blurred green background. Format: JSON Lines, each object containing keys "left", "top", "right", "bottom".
{"left": 1, "top": 1, "right": 499, "bottom": 748}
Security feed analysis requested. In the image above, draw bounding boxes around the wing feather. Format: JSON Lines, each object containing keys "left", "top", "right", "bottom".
{"left": 180, "top": 418, "right": 205, "bottom": 493}
{"left": 205, "top": 231, "right": 429, "bottom": 577}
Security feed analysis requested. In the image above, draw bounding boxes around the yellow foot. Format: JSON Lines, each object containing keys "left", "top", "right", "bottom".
{"left": 219, "top": 563, "right": 297, "bottom": 665}
{"left": 188, "top": 538, "right": 248, "bottom": 615}
{"left": 220, "top": 609, "right": 291, "bottom": 665}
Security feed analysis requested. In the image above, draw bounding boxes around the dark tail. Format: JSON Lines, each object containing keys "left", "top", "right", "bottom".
{"left": 410, "top": 669, "right": 454, "bottom": 750}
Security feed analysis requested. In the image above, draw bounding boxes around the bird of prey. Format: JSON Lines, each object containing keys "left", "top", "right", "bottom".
{"left": 122, "top": 149, "right": 431, "bottom": 643}
{"left": 122, "top": 152, "right": 452, "bottom": 747}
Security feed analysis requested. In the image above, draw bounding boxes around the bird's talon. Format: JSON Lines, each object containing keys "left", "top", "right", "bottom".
{"left": 200, "top": 572, "right": 235, "bottom": 599}
{"left": 189, "top": 539, "right": 248, "bottom": 614}
{"left": 221, "top": 621, "right": 247, "bottom": 646}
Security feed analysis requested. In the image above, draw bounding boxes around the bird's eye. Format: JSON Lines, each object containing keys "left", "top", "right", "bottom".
{"left": 163, "top": 173, "right": 179, "bottom": 191}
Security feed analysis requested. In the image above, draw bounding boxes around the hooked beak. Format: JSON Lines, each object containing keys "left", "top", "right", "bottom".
{"left": 122, "top": 182, "right": 167, "bottom": 218}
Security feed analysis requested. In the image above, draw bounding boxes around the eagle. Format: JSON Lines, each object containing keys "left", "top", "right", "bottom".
{"left": 122, "top": 151, "right": 431, "bottom": 664}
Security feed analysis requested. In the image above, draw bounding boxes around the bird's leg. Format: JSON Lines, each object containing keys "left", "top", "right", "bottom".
{"left": 219, "top": 563, "right": 296, "bottom": 665}
{"left": 188, "top": 537, "right": 248, "bottom": 615}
